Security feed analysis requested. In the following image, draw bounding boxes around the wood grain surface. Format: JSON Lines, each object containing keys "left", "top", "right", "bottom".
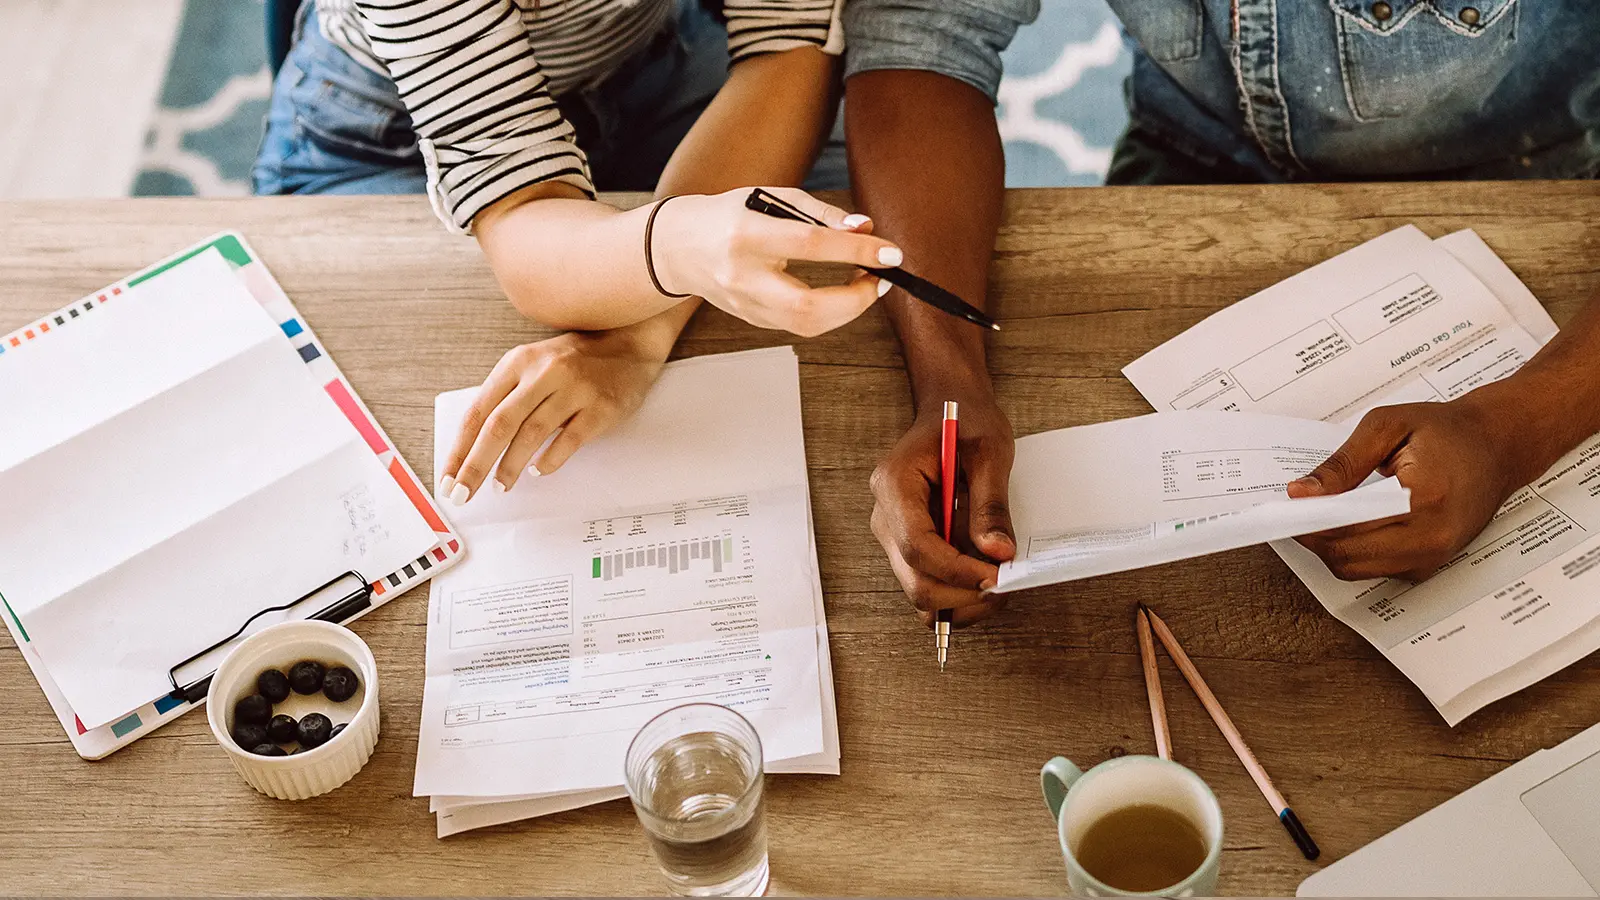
{"left": 1, "top": 184, "right": 1597, "bottom": 896}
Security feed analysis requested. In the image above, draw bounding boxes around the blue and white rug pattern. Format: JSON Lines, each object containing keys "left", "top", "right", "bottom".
{"left": 998, "top": 1, "right": 1131, "bottom": 187}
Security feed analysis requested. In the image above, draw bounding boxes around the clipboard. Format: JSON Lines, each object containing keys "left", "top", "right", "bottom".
{"left": 0, "top": 232, "right": 463, "bottom": 759}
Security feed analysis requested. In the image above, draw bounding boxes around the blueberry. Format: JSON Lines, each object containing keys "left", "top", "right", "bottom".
{"left": 256, "top": 668, "right": 291, "bottom": 703}
{"left": 266, "top": 714, "right": 298, "bottom": 744}
{"left": 322, "top": 666, "right": 360, "bottom": 702}
{"left": 233, "top": 694, "right": 271, "bottom": 726}
{"left": 249, "top": 743, "right": 288, "bottom": 757}
{"left": 329, "top": 723, "right": 347, "bottom": 740}
{"left": 297, "top": 712, "right": 333, "bottom": 748}
{"left": 288, "top": 660, "right": 326, "bottom": 694}
{"left": 232, "top": 722, "right": 268, "bottom": 748}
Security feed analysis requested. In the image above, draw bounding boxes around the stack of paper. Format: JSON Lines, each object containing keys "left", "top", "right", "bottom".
{"left": 0, "top": 247, "right": 442, "bottom": 749}
{"left": 417, "top": 347, "right": 838, "bottom": 836}
{"left": 1124, "top": 226, "right": 1600, "bottom": 725}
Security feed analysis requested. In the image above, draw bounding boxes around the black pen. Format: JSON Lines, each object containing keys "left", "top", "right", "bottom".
{"left": 743, "top": 188, "right": 1000, "bottom": 331}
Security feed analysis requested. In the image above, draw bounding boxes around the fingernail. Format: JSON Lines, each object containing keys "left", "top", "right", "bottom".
{"left": 876, "top": 277, "right": 892, "bottom": 298}
{"left": 492, "top": 479, "right": 508, "bottom": 493}
{"left": 841, "top": 213, "right": 870, "bottom": 229}
{"left": 877, "top": 246, "right": 904, "bottom": 267}
{"left": 448, "top": 482, "right": 470, "bottom": 506}
{"left": 1291, "top": 475, "right": 1321, "bottom": 491}
{"left": 988, "top": 530, "right": 1015, "bottom": 548}
{"left": 438, "top": 474, "right": 456, "bottom": 497}
{"left": 526, "top": 463, "right": 542, "bottom": 477}
{"left": 979, "top": 578, "right": 996, "bottom": 591}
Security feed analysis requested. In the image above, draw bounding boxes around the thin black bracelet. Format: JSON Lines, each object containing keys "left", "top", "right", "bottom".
{"left": 644, "top": 196, "right": 691, "bottom": 299}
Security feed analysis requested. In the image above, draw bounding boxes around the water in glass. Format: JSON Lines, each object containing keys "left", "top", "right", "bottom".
{"left": 626, "top": 705, "right": 768, "bottom": 897}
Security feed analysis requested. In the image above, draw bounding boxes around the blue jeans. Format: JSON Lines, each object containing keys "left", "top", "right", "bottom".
{"left": 253, "top": 2, "right": 848, "bottom": 197}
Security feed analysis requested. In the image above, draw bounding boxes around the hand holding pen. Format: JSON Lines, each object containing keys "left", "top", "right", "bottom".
{"left": 870, "top": 403, "right": 1016, "bottom": 631}
{"left": 646, "top": 187, "right": 902, "bottom": 337}
{"left": 744, "top": 189, "right": 1000, "bottom": 331}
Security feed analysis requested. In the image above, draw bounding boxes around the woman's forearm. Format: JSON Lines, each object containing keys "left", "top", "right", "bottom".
{"left": 629, "top": 48, "right": 840, "bottom": 349}
{"left": 472, "top": 47, "right": 842, "bottom": 334}
{"left": 474, "top": 182, "right": 682, "bottom": 331}
{"left": 660, "top": 47, "right": 838, "bottom": 192}
{"left": 631, "top": 48, "right": 840, "bottom": 347}
{"left": 618, "top": 296, "right": 701, "bottom": 359}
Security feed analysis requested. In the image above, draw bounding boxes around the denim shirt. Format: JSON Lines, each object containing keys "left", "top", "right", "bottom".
{"left": 843, "top": 0, "right": 1042, "bottom": 103}
{"left": 844, "top": 0, "right": 1600, "bottom": 180}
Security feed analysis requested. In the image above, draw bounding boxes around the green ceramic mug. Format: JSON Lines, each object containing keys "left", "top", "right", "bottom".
{"left": 1041, "top": 755, "right": 1224, "bottom": 896}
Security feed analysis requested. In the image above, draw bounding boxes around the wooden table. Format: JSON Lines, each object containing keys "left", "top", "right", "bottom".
{"left": 2, "top": 184, "right": 1598, "bottom": 896}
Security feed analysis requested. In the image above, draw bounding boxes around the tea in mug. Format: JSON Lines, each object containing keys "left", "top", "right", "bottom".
{"left": 1074, "top": 803, "right": 1209, "bottom": 893}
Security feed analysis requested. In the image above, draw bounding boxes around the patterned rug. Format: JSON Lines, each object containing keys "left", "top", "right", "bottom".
{"left": 998, "top": 0, "right": 1131, "bottom": 187}
{"left": 133, "top": 0, "right": 272, "bottom": 196}
{"left": 132, "top": 0, "right": 1131, "bottom": 195}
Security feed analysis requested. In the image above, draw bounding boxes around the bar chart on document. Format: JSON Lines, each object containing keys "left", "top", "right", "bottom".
{"left": 587, "top": 497, "right": 750, "bottom": 582}
{"left": 574, "top": 496, "right": 765, "bottom": 680}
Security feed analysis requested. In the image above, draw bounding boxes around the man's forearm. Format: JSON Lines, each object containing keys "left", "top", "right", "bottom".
{"left": 845, "top": 70, "right": 1005, "bottom": 411}
{"left": 1470, "top": 296, "right": 1600, "bottom": 483}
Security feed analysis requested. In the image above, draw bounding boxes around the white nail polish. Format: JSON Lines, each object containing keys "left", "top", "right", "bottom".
{"left": 876, "top": 277, "right": 892, "bottom": 298}
{"left": 877, "top": 246, "right": 904, "bottom": 267}
{"left": 449, "top": 482, "right": 470, "bottom": 506}
{"left": 527, "top": 463, "right": 543, "bottom": 478}
{"left": 841, "top": 213, "right": 870, "bottom": 229}
{"left": 493, "top": 479, "right": 508, "bottom": 493}
{"left": 438, "top": 474, "right": 456, "bottom": 497}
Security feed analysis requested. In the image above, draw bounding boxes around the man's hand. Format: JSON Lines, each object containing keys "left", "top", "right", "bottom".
{"left": 1289, "top": 293, "right": 1600, "bottom": 584}
{"left": 1288, "top": 397, "right": 1533, "bottom": 582}
{"left": 438, "top": 326, "right": 672, "bottom": 504}
{"left": 870, "top": 396, "right": 1017, "bottom": 627}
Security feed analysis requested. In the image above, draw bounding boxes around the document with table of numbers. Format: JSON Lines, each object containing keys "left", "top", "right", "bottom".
{"left": 1124, "top": 226, "right": 1600, "bottom": 725}
{"left": 994, "top": 410, "right": 1411, "bottom": 594}
{"left": 413, "top": 347, "right": 839, "bottom": 835}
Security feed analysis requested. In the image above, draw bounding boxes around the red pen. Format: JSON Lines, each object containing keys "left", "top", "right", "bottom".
{"left": 937, "top": 401, "right": 958, "bottom": 671}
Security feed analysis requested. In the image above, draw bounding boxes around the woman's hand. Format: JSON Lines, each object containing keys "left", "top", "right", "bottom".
{"left": 651, "top": 187, "right": 902, "bottom": 336}
{"left": 437, "top": 325, "right": 673, "bottom": 504}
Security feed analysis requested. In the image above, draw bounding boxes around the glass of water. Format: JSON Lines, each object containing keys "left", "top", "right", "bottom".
{"left": 624, "top": 703, "right": 769, "bottom": 897}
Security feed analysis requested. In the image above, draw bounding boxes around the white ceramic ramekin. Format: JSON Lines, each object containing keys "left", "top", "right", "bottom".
{"left": 206, "top": 620, "right": 380, "bottom": 800}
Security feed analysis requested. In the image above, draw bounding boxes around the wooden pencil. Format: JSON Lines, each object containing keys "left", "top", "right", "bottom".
{"left": 1141, "top": 605, "right": 1321, "bottom": 860}
{"left": 1134, "top": 605, "right": 1172, "bottom": 760}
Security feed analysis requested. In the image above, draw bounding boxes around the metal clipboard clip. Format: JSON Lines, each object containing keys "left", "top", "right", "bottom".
{"left": 165, "top": 570, "right": 372, "bottom": 704}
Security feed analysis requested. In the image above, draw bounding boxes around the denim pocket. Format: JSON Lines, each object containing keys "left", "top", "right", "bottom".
{"left": 1112, "top": 0, "right": 1204, "bottom": 63}
{"left": 287, "top": 51, "right": 419, "bottom": 164}
{"left": 1331, "top": 0, "right": 1519, "bottom": 122}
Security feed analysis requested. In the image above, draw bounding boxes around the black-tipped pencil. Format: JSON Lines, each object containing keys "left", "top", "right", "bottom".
{"left": 1142, "top": 604, "right": 1321, "bottom": 861}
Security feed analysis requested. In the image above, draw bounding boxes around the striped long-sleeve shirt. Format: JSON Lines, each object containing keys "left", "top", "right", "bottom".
{"left": 316, "top": 0, "right": 844, "bottom": 233}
